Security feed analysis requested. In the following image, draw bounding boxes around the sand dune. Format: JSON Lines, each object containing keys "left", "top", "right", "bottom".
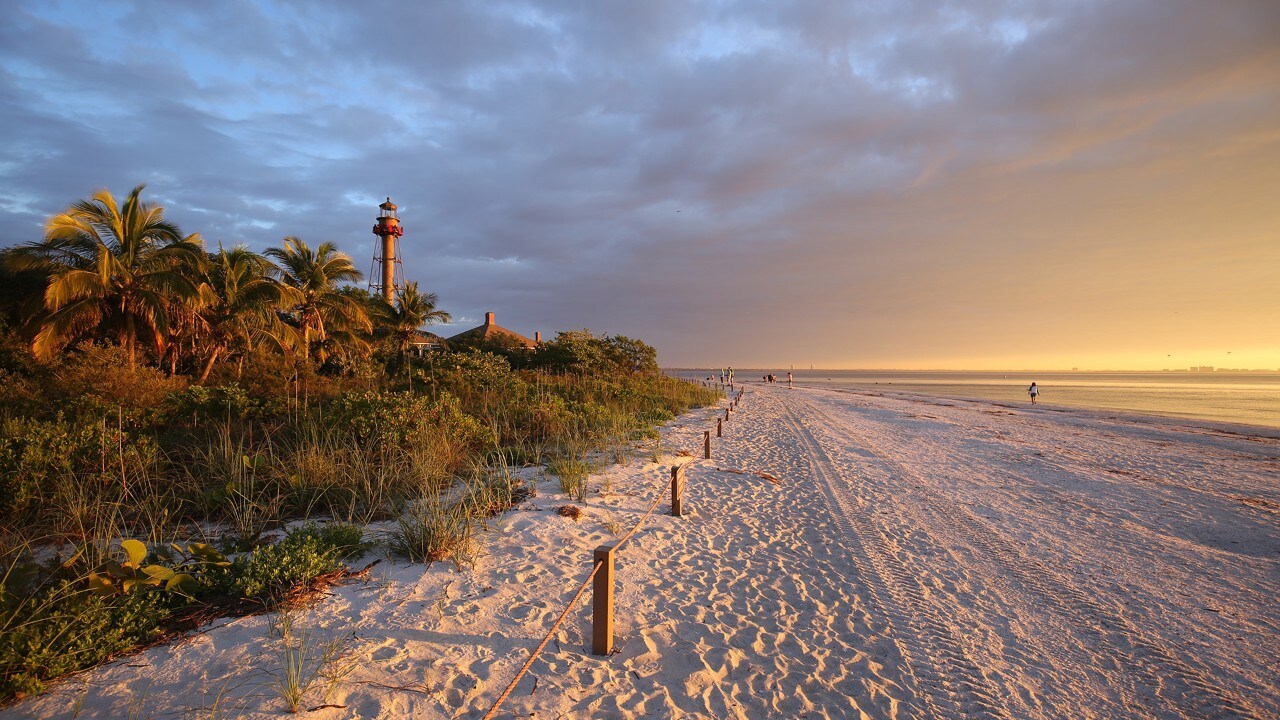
{"left": 5, "top": 384, "right": 1277, "bottom": 719}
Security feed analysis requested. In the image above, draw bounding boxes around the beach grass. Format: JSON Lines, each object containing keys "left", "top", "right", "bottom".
{"left": 0, "top": 332, "right": 720, "bottom": 701}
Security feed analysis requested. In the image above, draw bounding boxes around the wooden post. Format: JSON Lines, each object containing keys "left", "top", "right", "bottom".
{"left": 724, "top": 407, "right": 730, "bottom": 421}
{"left": 717, "top": 417, "right": 723, "bottom": 437}
{"left": 592, "top": 545, "right": 615, "bottom": 655}
{"left": 670, "top": 465, "right": 683, "bottom": 516}
{"left": 703, "top": 430, "right": 711, "bottom": 459}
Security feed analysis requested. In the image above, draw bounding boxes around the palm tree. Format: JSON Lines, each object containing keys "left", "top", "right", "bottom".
{"left": 264, "top": 236, "right": 370, "bottom": 363}
{"left": 381, "top": 282, "right": 451, "bottom": 354}
{"left": 193, "top": 245, "right": 299, "bottom": 382}
{"left": 4, "top": 184, "right": 204, "bottom": 367}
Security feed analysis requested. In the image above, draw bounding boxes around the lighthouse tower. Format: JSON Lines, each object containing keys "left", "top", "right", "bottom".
{"left": 369, "top": 197, "right": 405, "bottom": 302}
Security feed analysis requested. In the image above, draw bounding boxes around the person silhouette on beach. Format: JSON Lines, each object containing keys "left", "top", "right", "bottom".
{"left": 1028, "top": 382, "right": 1039, "bottom": 404}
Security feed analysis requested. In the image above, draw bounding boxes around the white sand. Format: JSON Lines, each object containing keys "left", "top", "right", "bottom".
{"left": 6, "top": 383, "right": 1278, "bottom": 719}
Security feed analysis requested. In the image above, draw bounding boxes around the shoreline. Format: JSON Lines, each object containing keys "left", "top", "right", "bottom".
{"left": 5, "top": 384, "right": 1277, "bottom": 719}
{"left": 681, "top": 371, "right": 1280, "bottom": 431}
{"left": 811, "top": 381, "right": 1280, "bottom": 438}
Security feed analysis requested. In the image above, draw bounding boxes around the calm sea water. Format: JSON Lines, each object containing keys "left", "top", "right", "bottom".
{"left": 670, "top": 369, "right": 1280, "bottom": 429}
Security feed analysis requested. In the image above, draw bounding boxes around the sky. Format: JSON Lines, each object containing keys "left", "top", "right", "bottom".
{"left": 1, "top": 1, "right": 1277, "bottom": 371}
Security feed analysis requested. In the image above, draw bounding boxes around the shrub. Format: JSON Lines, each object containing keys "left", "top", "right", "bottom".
{"left": 51, "top": 344, "right": 187, "bottom": 428}
{"left": 0, "top": 369, "right": 41, "bottom": 416}
{"left": 0, "top": 580, "right": 169, "bottom": 699}
{"left": 0, "top": 415, "right": 159, "bottom": 524}
{"left": 233, "top": 527, "right": 346, "bottom": 601}
{"left": 286, "top": 522, "right": 369, "bottom": 562}
{"left": 165, "top": 384, "right": 263, "bottom": 425}
{"left": 429, "top": 350, "right": 521, "bottom": 397}
{"left": 325, "top": 391, "right": 487, "bottom": 454}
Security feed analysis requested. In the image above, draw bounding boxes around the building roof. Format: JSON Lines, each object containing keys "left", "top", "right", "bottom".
{"left": 409, "top": 330, "right": 449, "bottom": 351}
{"left": 445, "top": 312, "right": 536, "bottom": 349}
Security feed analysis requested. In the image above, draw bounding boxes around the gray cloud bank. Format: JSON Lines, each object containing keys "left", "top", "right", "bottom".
{"left": 2, "top": 1, "right": 1278, "bottom": 368}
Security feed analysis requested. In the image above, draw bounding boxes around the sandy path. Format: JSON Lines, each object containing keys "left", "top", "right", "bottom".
{"left": 4, "top": 384, "right": 1277, "bottom": 719}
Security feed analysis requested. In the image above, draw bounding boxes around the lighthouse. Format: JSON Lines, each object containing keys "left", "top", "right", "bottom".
{"left": 370, "top": 197, "right": 405, "bottom": 302}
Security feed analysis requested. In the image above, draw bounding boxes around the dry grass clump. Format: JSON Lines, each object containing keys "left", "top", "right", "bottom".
{"left": 547, "top": 452, "right": 592, "bottom": 502}
{"left": 386, "top": 491, "right": 478, "bottom": 570}
{"left": 556, "top": 504, "right": 583, "bottom": 521}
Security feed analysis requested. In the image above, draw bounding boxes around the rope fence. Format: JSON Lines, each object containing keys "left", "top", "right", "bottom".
{"left": 479, "top": 562, "right": 603, "bottom": 720}
{"left": 480, "top": 382, "right": 745, "bottom": 719}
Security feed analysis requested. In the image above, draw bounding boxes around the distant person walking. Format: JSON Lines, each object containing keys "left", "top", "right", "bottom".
{"left": 1028, "top": 382, "right": 1039, "bottom": 404}
{"left": 787, "top": 371, "right": 793, "bottom": 387}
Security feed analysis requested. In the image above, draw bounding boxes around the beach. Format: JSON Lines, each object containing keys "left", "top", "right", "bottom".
{"left": 6, "top": 383, "right": 1278, "bottom": 719}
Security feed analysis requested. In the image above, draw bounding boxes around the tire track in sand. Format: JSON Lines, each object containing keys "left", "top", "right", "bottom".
{"left": 796, "top": 394, "right": 1265, "bottom": 720}
{"left": 778, "top": 395, "right": 1013, "bottom": 720}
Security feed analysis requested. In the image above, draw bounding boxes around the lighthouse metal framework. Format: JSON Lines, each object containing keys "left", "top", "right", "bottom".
{"left": 369, "top": 197, "right": 405, "bottom": 303}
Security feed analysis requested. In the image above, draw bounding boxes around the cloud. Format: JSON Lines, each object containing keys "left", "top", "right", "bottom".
{"left": 2, "top": 0, "right": 1278, "bottom": 368}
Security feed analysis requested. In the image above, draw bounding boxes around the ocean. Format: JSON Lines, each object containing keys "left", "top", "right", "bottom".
{"left": 669, "top": 369, "right": 1280, "bottom": 429}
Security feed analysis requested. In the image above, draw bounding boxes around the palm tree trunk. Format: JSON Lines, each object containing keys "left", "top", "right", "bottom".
{"left": 125, "top": 314, "right": 137, "bottom": 369}
{"left": 199, "top": 346, "right": 222, "bottom": 384}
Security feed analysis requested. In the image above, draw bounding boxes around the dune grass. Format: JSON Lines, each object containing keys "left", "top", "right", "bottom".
{"left": 0, "top": 341, "right": 720, "bottom": 702}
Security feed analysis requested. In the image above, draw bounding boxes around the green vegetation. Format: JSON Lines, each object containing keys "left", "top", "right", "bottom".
{"left": 0, "top": 529, "right": 349, "bottom": 699}
{"left": 0, "top": 184, "right": 721, "bottom": 702}
{"left": 267, "top": 605, "right": 358, "bottom": 714}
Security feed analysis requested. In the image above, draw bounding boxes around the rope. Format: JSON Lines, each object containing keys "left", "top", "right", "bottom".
{"left": 481, "top": 560, "right": 603, "bottom": 720}
{"left": 479, "top": 460, "right": 689, "bottom": 719}
{"left": 613, "top": 463, "right": 680, "bottom": 552}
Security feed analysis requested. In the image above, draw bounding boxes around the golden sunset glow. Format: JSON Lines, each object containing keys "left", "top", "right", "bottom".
{"left": 0, "top": 3, "right": 1276, "bottom": 371}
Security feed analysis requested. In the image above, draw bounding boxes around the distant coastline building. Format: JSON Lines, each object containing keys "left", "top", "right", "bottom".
{"left": 446, "top": 312, "right": 538, "bottom": 350}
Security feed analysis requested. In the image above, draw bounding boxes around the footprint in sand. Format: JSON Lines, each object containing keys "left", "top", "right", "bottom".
{"left": 506, "top": 603, "right": 539, "bottom": 621}
{"left": 370, "top": 645, "right": 399, "bottom": 661}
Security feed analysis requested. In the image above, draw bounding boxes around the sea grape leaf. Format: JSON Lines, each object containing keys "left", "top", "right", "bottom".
{"left": 121, "top": 539, "right": 147, "bottom": 569}
{"left": 87, "top": 572, "right": 114, "bottom": 596}
{"left": 166, "top": 573, "right": 196, "bottom": 596}
{"left": 142, "top": 565, "right": 174, "bottom": 581}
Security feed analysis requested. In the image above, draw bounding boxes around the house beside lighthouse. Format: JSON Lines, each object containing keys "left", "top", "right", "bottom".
{"left": 446, "top": 312, "right": 537, "bottom": 350}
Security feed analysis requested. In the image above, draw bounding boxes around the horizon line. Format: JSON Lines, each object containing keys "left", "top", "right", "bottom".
{"left": 663, "top": 367, "right": 1280, "bottom": 374}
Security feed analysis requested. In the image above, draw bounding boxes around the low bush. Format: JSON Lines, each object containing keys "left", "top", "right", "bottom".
{"left": 165, "top": 384, "right": 265, "bottom": 425}
{"left": 0, "top": 415, "right": 161, "bottom": 525}
{"left": 325, "top": 390, "right": 488, "bottom": 457}
{"left": 50, "top": 344, "right": 187, "bottom": 429}
{"left": 232, "top": 526, "right": 348, "bottom": 601}
{"left": 0, "top": 578, "right": 170, "bottom": 699}
{"left": 286, "top": 522, "right": 369, "bottom": 562}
